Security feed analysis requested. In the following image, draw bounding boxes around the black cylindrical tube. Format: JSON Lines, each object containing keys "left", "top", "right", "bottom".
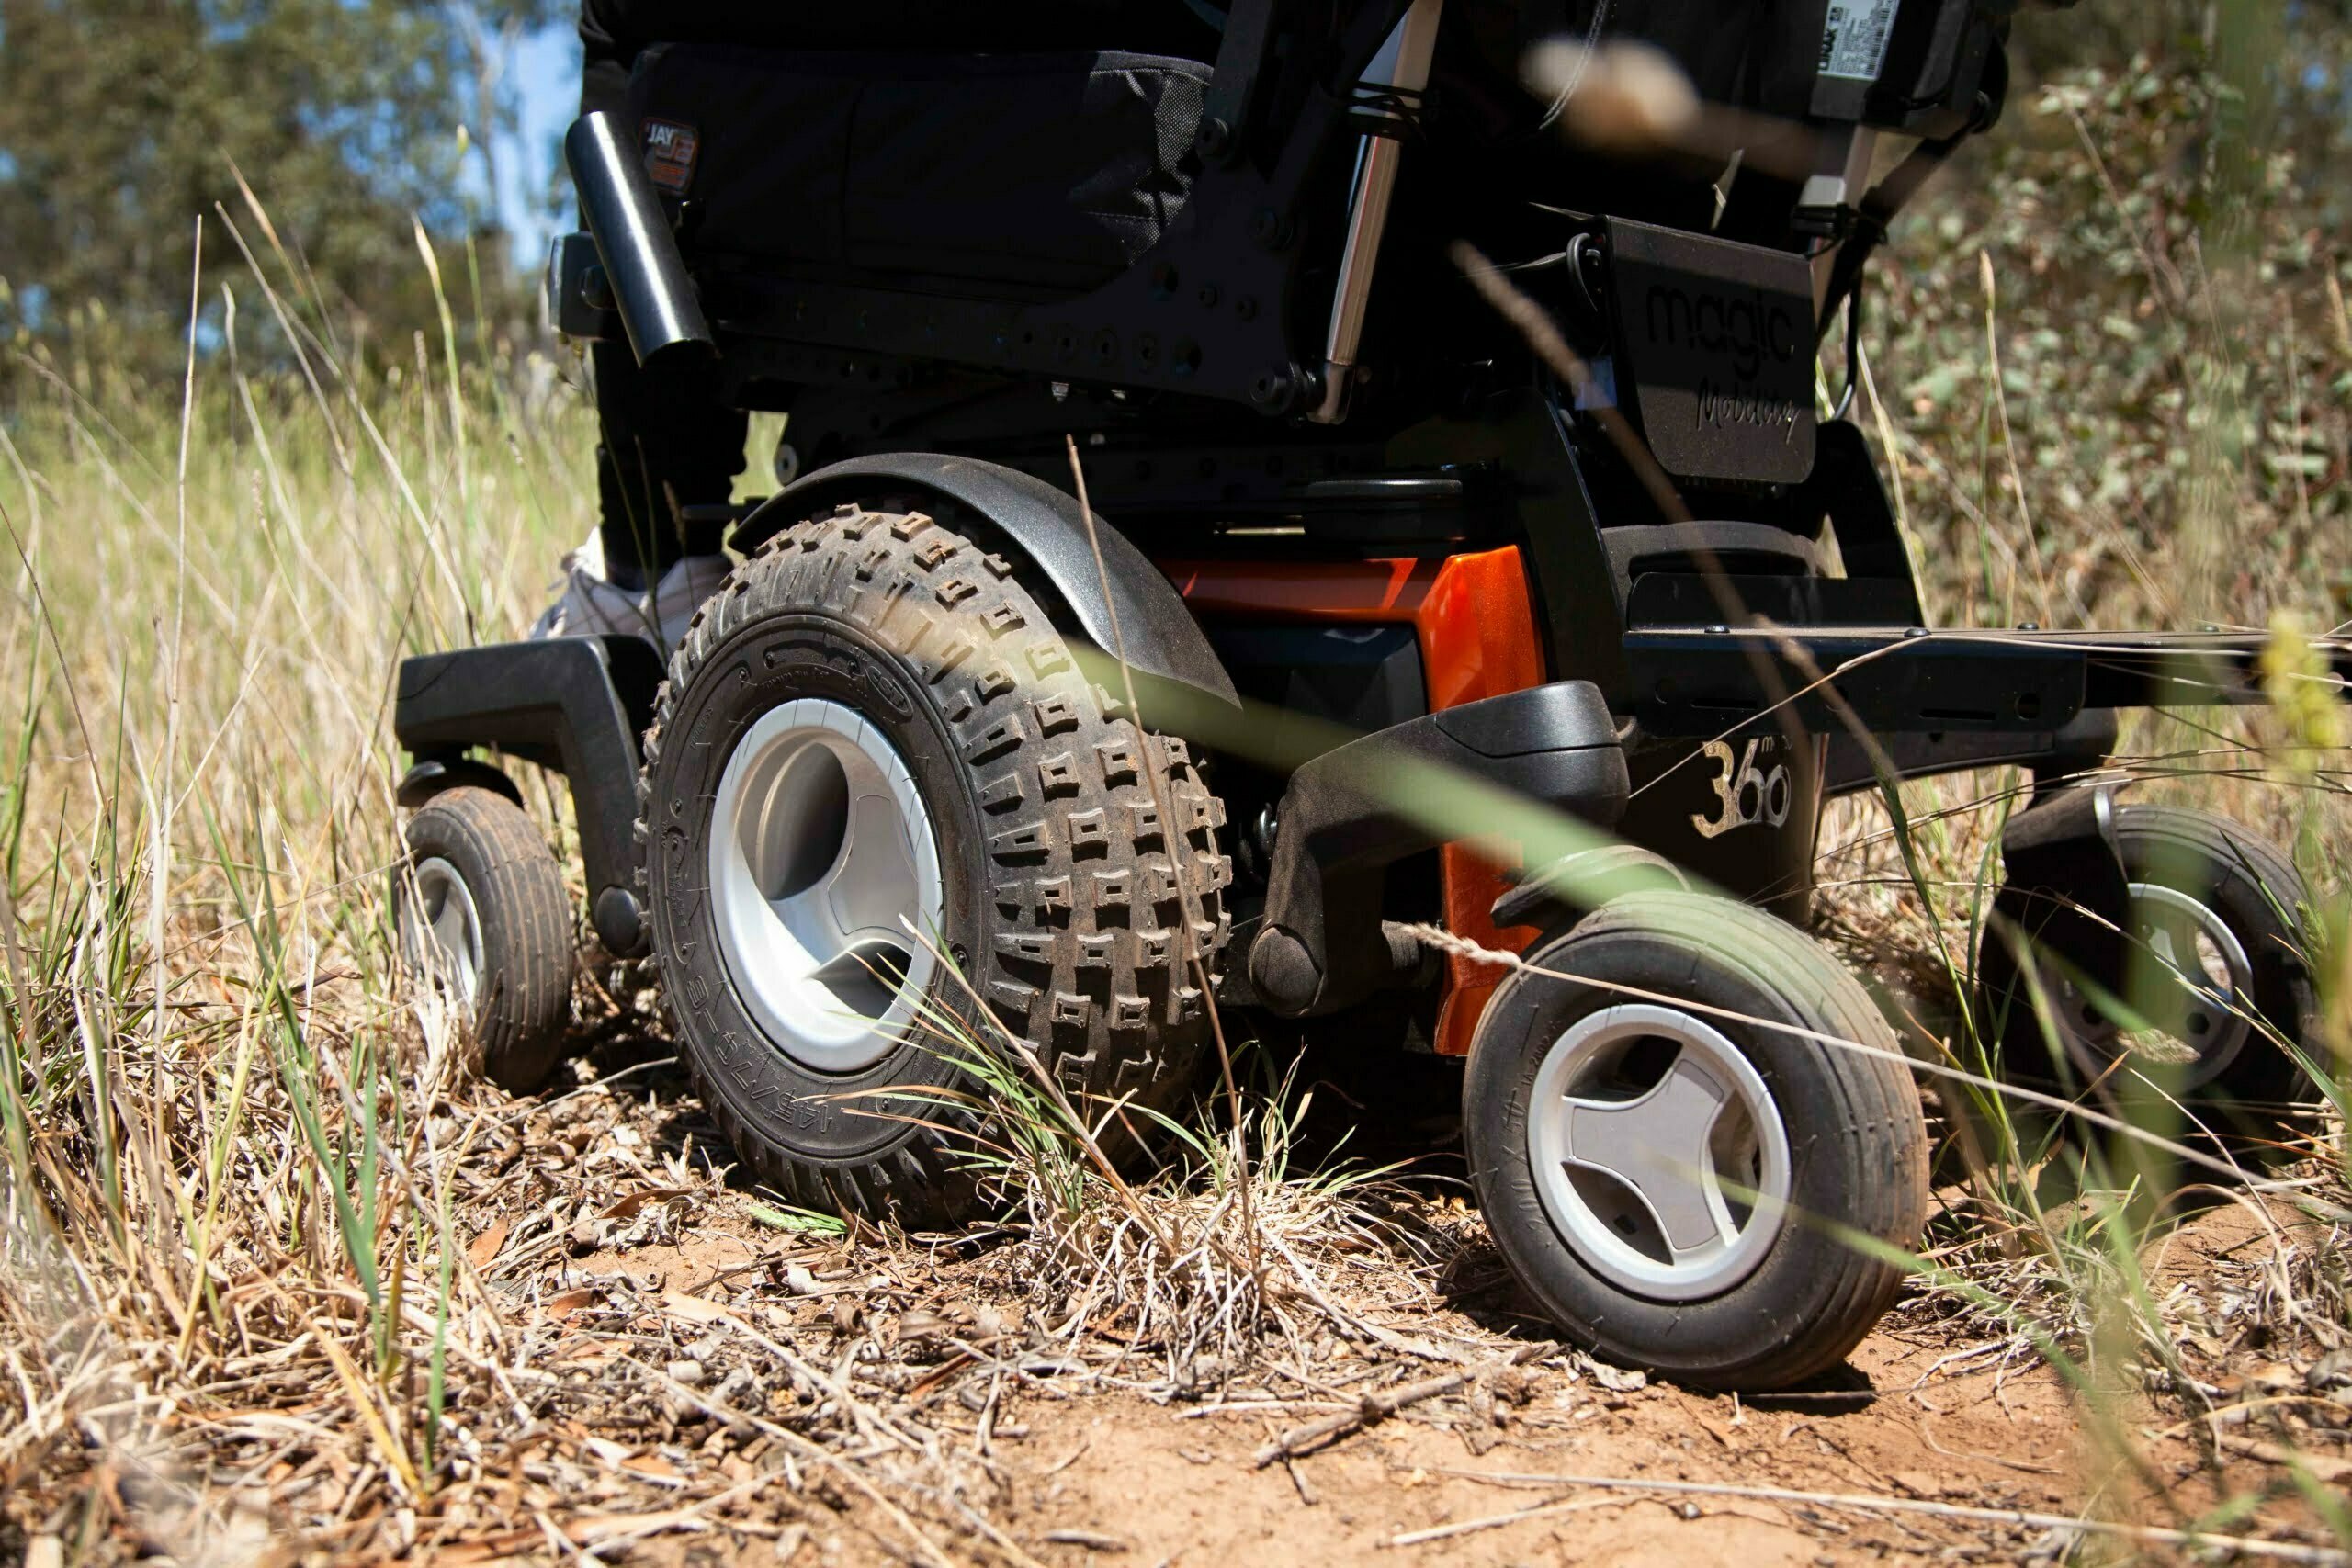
{"left": 563, "top": 111, "right": 714, "bottom": 367}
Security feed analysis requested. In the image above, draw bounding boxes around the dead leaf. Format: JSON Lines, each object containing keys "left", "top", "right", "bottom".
{"left": 664, "top": 1290, "right": 730, "bottom": 1325}
{"left": 1589, "top": 1361, "right": 1647, "bottom": 1393}
{"left": 895, "top": 1309, "right": 953, "bottom": 1344}
{"left": 467, "top": 1218, "right": 510, "bottom": 1270}
{"left": 597, "top": 1187, "right": 692, "bottom": 1222}
{"left": 542, "top": 1287, "right": 599, "bottom": 1320}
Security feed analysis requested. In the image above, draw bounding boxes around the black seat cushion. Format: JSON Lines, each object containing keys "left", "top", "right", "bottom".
{"left": 629, "top": 46, "right": 1212, "bottom": 297}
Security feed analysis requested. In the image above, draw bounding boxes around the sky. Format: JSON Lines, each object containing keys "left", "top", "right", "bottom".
{"left": 493, "top": 19, "right": 581, "bottom": 266}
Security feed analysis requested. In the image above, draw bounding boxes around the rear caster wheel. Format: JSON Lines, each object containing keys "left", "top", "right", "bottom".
{"left": 395, "top": 785, "right": 576, "bottom": 1091}
{"left": 1464, "top": 891, "right": 1928, "bottom": 1390}
{"left": 639, "top": 505, "right": 1231, "bottom": 1227}
{"left": 1978, "top": 804, "right": 2319, "bottom": 1153}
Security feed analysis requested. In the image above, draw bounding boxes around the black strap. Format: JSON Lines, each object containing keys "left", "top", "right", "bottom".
{"left": 1815, "top": 125, "right": 1968, "bottom": 340}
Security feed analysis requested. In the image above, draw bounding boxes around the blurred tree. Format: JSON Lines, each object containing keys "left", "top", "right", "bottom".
{"left": 0, "top": 0, "right": 563, "bottom": 381}
{"left": 2005, "top": 0, "right": 2351, "bottom": 223}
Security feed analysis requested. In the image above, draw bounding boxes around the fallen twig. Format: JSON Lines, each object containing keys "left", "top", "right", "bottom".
{"left": 1252, "top": 1342, "right": 1553, "bottom": 1466}
{"left": 2218, "top": 1434, "right": 2352, "bottom": 1484}
{"left": 1389, "top": 1496, "right": 1630, "bottom": 1546}
{"left": 1405, "top": 1468, "right": 2352, "bottom": 1563}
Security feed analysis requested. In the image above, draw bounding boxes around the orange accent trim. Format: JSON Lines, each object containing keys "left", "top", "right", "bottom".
{"left": 1159, "top": 548, "right": 1548, "bottom": 1056}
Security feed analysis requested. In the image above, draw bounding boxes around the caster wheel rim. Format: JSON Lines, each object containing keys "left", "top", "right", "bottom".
{"left": 2051, "top": 881, "right": 2255, "bottom": 1093}
{"left": 708, "top": 697, "right": 945, "bottom": 1076}
{"left": 1527, "top": 1002, "right": 1793, "bottom": 1303}
{"left": 404, "top": 856, "right": 485, "bottom": 1005}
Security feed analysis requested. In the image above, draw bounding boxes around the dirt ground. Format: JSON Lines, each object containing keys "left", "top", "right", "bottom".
{"left": 16, "top": 1006, "right": 2346, "bottom": 1568}
{"left": 436, "top": 1185, "right": 2335, "bottom": 1568}
{"left": 366, "top": 1021, "right": 2344, "bottom": 1568}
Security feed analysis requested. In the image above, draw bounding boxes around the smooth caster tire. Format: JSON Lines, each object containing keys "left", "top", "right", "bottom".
{"left": 1978, "top": 803, "right": 2321, "bottom": 1154}
{"left": 395, "top": 785, "right": 576, "bottom": 1092}
{"left": 638, "top": 505, "right": 1231, "bottom": 1228}
{"left": 1464, "top": 891, "right": 1929, "bottom": 1391}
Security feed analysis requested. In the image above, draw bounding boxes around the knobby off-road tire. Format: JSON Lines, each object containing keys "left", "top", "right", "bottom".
{"left": 395, "top": 785, "right": 576, "bottom": 1092}
{"left": 1464, "top": 891, "right": 1928, "bottom": 1391}
{"left": 638, "top": 504, "right": 1232, "bottom": 1226}
{"left": 1979, "top": 803, "right": 2320, "bottom": 1153}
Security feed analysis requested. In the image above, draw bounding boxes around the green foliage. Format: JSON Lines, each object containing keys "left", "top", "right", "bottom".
{"left": 1871, "top": 39, "right": 2352, "bottom": 630}
{"left": 0, "top": 0, "right": 562, "bottom": 383}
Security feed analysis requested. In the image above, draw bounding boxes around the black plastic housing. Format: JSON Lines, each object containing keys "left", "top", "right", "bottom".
{"left": 1246, "top": 681, "right": 1629, "bottom": 1018}
{"left": 394, "top": 636, "right": 663, "bottom": 957}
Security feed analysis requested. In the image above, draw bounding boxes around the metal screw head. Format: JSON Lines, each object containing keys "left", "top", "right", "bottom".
{"left": 1249, "top": 368, "right": 1297, "bottom": 415}
{"left": 580, "top": 265, "right": 616, "bottom": 312}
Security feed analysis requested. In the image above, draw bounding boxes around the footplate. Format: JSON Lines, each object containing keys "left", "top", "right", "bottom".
{"left": 1623, "top": 626, "right": 2335, "bottom": 740}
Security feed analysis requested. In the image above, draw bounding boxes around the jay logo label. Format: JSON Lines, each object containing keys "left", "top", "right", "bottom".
{"left": 641, "top": 118, "right": 700, "bottom": 196}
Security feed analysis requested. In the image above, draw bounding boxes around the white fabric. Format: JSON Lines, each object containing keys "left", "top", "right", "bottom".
{"left": 530, "top": 534, "right": 730, "bottom": 652}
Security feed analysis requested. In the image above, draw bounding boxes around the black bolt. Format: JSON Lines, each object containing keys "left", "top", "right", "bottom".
{"left": 1249, "top": 368, "right": 1295, "bottom": 415}
{"left": 579, "top": 265, "right": 615, "bottom": 313}
{"left": 1195, "top": 117, "right": 1232, "bottom": 161}
{"left": 1250, "top": 208, "right": 1292, "bottom": 251}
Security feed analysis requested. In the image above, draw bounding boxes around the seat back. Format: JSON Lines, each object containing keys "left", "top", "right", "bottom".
{"left": 630, "top": 45, "right": 1213, "bottom": 298}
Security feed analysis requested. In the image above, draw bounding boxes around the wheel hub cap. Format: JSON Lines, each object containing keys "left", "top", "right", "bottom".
{"left": 1528, "top": 1003, "right": 1792, "bottom": 1302}
{"left": 708, "top": 698, "right": 945, "bottom": 1075}
{"left": 405, "top": 856, "right": 485, "bottom": 1005}
{"left": 2052, "top": 881, "right": 2255, "bottom": 1090}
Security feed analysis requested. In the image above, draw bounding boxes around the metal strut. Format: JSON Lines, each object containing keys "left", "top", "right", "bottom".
{"left": 1309, "top": 0, "right": 1444, "bottom": 424}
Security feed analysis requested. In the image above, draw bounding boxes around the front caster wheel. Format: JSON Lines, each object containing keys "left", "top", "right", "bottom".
{"left": 1464, "top": 891, "right": 1928, "bottom": 1391}
{"left": 639, "top": 505, "right": 1231, "bottom": 1228}
{"left": 395, "top": 784, "right": 576, "bottom": 1091}
{"left": 1978, "top": 803, "right": 2319, "bottom": 1151}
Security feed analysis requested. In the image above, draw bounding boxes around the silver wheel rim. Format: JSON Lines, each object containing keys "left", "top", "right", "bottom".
{"left": 708, "top": 698, "right": 945, "bottom": 1076}
{"left": 2050, "top": 881, "right": 2255, "bottom": 1091}
{"left": 1528, "top": 1002, "right": 1792, "bottom": 1302}
{"left": 405, "top": 856, "right": 485, "bottom": 1005}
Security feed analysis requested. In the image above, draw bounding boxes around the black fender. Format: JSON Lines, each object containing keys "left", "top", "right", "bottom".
{"left": 1991, "top": 783, "right": 2132, "bottom": 991}
{"left": 395, "top": 755, "right": 524, "bottom": 809}
{"left": 737, "top": 453, "right": 1240, "bottom": 712}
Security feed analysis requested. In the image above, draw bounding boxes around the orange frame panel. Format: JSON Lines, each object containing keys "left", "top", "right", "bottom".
{"left": 1158, "top": 548, "right": 1547, "bottom": 1055}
